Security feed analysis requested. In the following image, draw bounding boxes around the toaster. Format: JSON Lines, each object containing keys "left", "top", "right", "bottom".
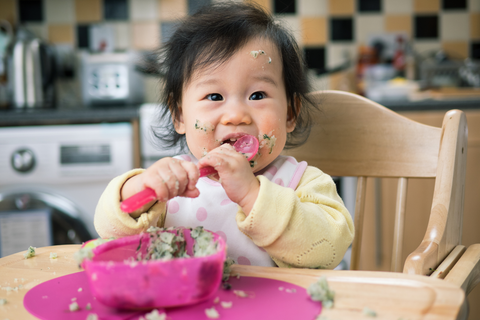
{"left": 81, "top": 51, "right": 144, "bottom": 106}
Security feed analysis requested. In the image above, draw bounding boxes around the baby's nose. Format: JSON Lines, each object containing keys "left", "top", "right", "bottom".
{"left": 220, "top": 102, "right": 252, "bottom": 125}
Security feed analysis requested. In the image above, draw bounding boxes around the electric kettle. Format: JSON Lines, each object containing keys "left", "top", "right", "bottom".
{"left": 7, "top": 29, "right": 56, "bottom": 108}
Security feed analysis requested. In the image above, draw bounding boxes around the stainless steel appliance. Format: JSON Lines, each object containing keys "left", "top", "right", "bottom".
{"left": 0, "top": 123, "right": 133, "bottom": 257}
{"left": 7, "top": 29, "right": 56, "bottom": 108}
{"left": 81, "top": 51, "right": 144, "bottom": 106}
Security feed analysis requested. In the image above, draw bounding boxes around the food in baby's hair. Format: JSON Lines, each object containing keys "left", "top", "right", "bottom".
{"left": 24, "top": 246, "right": 35, "bottom": 259}
{"left": 307, "top": 276, "right": 335, "bottom": 309}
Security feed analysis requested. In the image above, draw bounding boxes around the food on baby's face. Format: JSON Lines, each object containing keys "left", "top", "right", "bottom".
{"left": 258, "top": 131, "right": 276, "bottom": 155}
{"left": 195, "top": 119, "right": 215, "bottom": 133}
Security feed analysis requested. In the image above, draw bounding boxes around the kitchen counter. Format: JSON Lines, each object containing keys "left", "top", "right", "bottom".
{"left": 0, "top": 104, "right": 140, "bottom": 127}
{"left": 377, "top": 97, "right": 480, "bottom": 111}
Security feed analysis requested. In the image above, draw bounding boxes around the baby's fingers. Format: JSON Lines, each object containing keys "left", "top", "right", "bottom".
{"left": 180, "top": 161, "right": 200, "bottom": 195}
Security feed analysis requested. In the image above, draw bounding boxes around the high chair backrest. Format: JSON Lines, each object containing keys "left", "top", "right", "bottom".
{"left": 283, "top": 90, "right": 468, "bottom": 275}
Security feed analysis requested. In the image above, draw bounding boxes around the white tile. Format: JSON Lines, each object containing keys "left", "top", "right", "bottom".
{"left": 23, "top": 24, "right": 48, "bottom": 41}
{"left": 298, "top": 0, "right": 327, "bottom": 16}
{"left": 105, "top": 22, "right": 131, "bottom": 50}
{"left": 470, "top": 0, "right": 480, "bottom": 12}
{"left": 130, "top": 0, "right": 158, "bottom": 21}
{"left": 307, "top": 70, "right": 330, "bottom": 91}
{"left": 143, "top": 76, "right": 160, "bottom": 103}
{"left": 384, "top": 0, "right": 413, "bottom": 14}
{"left": 440, "top": 12, "right": 469, "bottom": 41}
{"left": 326, "top": 43, "right": 356, "bottom": 69}
{"left": 276, "top": 16, "right": 303, "bottom": 46}
{"left": 44, "top": 0, "right": 74, "bottom": 24}
{"left": 413, "top": 41, "right": 441, "bottom": 57}
{"left": 355, "top": 15, "right": 384, "bottom": 45}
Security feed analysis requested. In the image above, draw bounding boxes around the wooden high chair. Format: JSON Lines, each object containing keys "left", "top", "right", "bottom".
{"left": 283, "top": 90, "right": 480, "bottom": 294}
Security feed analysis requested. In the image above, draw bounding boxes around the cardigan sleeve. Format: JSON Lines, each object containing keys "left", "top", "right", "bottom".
{"left": 236, "top": 166, "right": 354, "bottom": 269}
{"left": 93, "top": 169, "right": 167, "bottom": 239}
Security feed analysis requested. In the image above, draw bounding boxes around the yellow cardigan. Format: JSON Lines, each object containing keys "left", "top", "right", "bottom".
{"left": 94, "top": 166, "right": 354, "bottom": 269}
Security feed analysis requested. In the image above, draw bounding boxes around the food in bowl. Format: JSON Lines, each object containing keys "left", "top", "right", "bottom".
{"left": 79, "top": 226, "right": 226, "bottom": 310}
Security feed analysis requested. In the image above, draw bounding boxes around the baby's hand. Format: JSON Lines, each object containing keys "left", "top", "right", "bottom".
{"left": 122, "top": 158, "right": 200, "bottom": 214}
{"left": 198, "top": 144, "right": 260, "bottom": 215}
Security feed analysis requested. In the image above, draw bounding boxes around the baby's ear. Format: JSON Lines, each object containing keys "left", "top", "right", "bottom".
{"left": 286, "top": 94, "right": 301, "bottom": 133}
{"left": 172, "top": 104, "right": 186, "bottom": 134}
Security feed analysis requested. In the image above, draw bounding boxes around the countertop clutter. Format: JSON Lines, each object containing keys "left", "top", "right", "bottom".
{"left": 0, "top": 104, "right": 140, "bottom": 127}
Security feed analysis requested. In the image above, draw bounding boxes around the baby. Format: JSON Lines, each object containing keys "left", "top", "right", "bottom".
{"left": 95, "top": 2, "right": 354, "bottom": 269}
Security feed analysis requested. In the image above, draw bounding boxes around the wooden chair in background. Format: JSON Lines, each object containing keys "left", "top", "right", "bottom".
{"left": 283, "top": 90, "right": 479, "bottom": 296}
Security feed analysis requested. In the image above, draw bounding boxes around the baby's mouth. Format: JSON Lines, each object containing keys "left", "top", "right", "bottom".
{"left": 222, "top": 138, "right": 238, "bottom": 146}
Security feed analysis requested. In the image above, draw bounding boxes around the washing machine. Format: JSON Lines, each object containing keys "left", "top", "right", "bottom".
{"left": 0, "top": 123, "right": 133, "bottom": 257}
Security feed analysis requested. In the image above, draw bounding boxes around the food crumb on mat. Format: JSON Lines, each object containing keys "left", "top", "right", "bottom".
{"left": 363, "top": 307, "right": 377, "bottom": 317}
{"left": 24, "top": 246, "right": 36, "bottom": 259}
{"left": 86, "top": 314, "right": 98, "bottom": 320}
{"left": 233, "top": 290, "right": 249, "bottom": 298}
{"left": 78, "top": 287, "right": 83, "bottom": 292}
{"left": 220, "top": 301, "right": 232, "bottom": 309}
{"left": 50, "top": 252, "right": 57, "bottom": 259}
{"left": 139, "top": 309, "right": 167, "bottom": 320}
{"left": 85, "top": 303, "right": 91, "bottom": 310}
{"left": 205, "top": 307, "right": 220, "bottom": 319}
{"left": 69, "top": 301, "right": 79, "bottom": 312}
{"left": 307, "top": 276, "right": 335, "bottom": 309}
{"left": 0, "top": 298, "right": 7, "bottom": 305}
{"left": 213, "top": 297, "right": 220, "bottom": 304}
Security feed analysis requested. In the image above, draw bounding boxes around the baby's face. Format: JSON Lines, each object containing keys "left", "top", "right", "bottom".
{"left": 175, "top": 37, "right": 295, "bottom": 172}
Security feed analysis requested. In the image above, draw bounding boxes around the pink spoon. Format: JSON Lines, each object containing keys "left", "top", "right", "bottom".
{"left": 120, "top": 135, "right": 259, "bottom": 213}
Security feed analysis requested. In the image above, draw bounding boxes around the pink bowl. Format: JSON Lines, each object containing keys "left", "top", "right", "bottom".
{"left": 81, "top": 228, "right": 226, "bottom": 310}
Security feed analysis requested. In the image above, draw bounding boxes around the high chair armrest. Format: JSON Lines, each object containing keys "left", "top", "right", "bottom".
{"left": 430, "top": 245, "right": 466, "bottom": 279}
{"left": 444, "top": 244, "right": 480, "bottom": 295}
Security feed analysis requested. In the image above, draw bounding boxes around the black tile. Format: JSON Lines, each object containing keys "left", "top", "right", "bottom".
{"left": 303, "top": 47, "right": 325, "bottom": 71}
{"left": 330, "top": 18, "right": 354, "bottom": 41}
{"left": 104, "top": 0, "right": 128, "bottom": 20}
{"left": 472, "top": 42, "right": 480, "bottom": 59}
{"left": 414, "top": 15, "right": 438, "bottom": 39}
{"left": 188, "top": 0, "right": 212, "bottom": 15}
{"left": 274, "top": 0, "right": 296, "bottom": 14}
{"left": 77, "top": 25, "right": 90, "bottom": 49}
{"left": 442, "top": 0, "right": 467, "bottom": 10}
{"left": 358, "top": 0, "right": 381, "bottom": 12}
{"left": 19, "top": 0, "right": 43, "bottom": 22}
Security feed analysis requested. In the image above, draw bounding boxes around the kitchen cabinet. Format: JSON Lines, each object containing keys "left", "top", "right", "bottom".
{"left": 357, "top": 108, "right": 480, "bottom": 320}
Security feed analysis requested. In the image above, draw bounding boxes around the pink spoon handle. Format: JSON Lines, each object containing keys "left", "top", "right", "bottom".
{"left": 120, "top": 188, "right": 156, "bottom": 213}
{"left": 199, "top": 166, "right": 218, "bottom": 177}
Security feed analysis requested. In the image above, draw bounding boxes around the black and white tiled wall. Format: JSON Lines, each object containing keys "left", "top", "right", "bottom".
{"left": 1, "top": 0, "right": 478, "bottom": 91}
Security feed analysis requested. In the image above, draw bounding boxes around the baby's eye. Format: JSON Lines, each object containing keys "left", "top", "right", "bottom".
{"left": 207, "top": 93, "right": 223, "bottom": 101}
{"left": 249, "top": 91, "right": 266, "bottom": 100}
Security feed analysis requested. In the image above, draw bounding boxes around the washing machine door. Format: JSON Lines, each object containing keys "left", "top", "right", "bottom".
{"left": 0, "top": 190, "right": 93, "bottom": 257}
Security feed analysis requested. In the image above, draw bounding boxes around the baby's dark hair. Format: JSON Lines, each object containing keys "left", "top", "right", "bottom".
{"left": 154, "top": 1, "right": 315, "bottom": 150}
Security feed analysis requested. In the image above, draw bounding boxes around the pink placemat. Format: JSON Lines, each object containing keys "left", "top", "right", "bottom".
{"left": 24, "top": 271, "right": 322, "bottom": 320}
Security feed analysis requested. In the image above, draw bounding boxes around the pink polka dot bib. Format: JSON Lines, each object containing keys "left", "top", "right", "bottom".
{"left": 165, "top": 155, "right": 308, "bottom": 267}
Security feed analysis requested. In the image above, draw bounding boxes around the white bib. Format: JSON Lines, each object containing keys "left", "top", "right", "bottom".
{"left": 164, "top": 154, "right": 308, "bottom": 267}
